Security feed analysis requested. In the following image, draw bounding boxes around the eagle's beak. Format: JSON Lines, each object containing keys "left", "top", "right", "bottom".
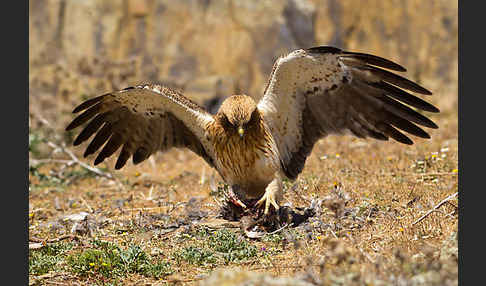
{"left": 238, "top": 126, "right": 245, "bottom": 138}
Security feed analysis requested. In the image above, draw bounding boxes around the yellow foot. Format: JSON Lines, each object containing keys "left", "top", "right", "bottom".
{"left": 255, "top": 190, "right": 280, "bottom": 215}
{"left": 255, "top": 174, "right": 283, "bottom": 215}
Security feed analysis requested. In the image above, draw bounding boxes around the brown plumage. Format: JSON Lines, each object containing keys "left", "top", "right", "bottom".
{"left": 208, "top": 96, "right": 278, "bottom": 199}
{"left": 66, "top": 46, "right": 439, "bottom": 215}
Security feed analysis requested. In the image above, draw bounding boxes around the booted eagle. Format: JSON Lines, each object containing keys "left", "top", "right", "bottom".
{"left": 66, "top": 46, "right": 439, "bottom": 214}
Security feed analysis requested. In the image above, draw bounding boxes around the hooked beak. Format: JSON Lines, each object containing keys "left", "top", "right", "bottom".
{"left": 237, "top": 126, "right": 245, "bottom": 138}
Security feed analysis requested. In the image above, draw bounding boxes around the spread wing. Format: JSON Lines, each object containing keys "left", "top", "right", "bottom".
{"left": 66, "top": 84, "right": 216, "bottom": 169}
{"left": 258, "top": 46, "right": 439, "bottom": 180}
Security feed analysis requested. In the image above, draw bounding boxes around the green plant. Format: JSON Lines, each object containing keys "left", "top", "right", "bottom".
{"left": 29, "top": 242, "right": 73, "bottom": 275}
{"left": 173, "top": 246, "right": 217, "bottom": 266}
{"left": 29, "top": 130, "right": 44, "bottom": 157}
{"left": 207, "top": 229, "right": 257, "bottom": 263}
{"left": 67, "top": 240, "right": 172, "bottom": 279}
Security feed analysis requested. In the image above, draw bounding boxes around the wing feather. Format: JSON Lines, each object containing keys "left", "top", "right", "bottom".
{"left": 352, "top": 64, "right": 432, "bottom": 95}
{"left": 66, "top": 102, "right": 104, "bottom": 131}
{"left": 66, "top": 84, "right": 215, "bottom": 169}
{"left": 371, "top": 81, "right": 439, "bottom": 112}
{"left": 340, "top": 52, "right": 407, "bottom": 72}
{"left": 258, "top": 46, "right": 439, "bottom": 180}
{"left": 73, "top": 113, "right": 107, "bottom": 146}
{"left": 115, "top": 143, "right": 132, "bottom": 170}
{"left": 84, "top": 122, "right": 113, "bottom": 158}
{"left": 72, "top": 94, "right": 106, "bottom": 113}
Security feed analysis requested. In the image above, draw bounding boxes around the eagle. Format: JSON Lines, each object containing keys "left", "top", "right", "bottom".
{"left": 66, "top": 46, "right": 439, "bottom": 215}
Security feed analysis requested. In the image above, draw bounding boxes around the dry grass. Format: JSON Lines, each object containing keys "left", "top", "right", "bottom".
{"left": 29, "top": 74, "right": 457, "bottom": 285}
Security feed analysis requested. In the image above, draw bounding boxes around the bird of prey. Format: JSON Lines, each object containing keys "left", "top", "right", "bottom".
{"left": 66, "top": 46, "right": 439, "bottom": 215}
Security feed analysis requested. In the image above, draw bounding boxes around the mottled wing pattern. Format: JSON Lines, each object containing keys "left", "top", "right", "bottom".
{"left": 66, "top": 84, "right": 215, "bottom": 169}
{"left": 258, "top": 46, "right": 439, "bottom": 180}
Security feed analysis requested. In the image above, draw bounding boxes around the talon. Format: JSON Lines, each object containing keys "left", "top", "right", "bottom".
{"left": 256, "top": 194, "right": 280, "bottom": 215}
{"left": 230, "top": 196, "right": 247, "bottom": 209}
{"left": 226, "top": 185, "right": 248, "bottom": 209}
{"left": 234, "top": 198, "right": 248, "bottom": 209}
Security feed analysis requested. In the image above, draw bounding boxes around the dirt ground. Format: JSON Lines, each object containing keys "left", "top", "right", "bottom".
{"left": 29, "top": 74, "right": 458, "bottom": 285}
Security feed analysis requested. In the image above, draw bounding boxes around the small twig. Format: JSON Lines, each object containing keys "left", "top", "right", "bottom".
{"left": 328, "top": 229, "right": 338, "bottom": 239}
{"left": 250, "top": 263, "right": 323, "bottom": 271}
{"left": 366, "top": 208, "right": 373, "bottom": 222}
{"left": 155, "top": 278, "right": 203, "bottom": 284}
{"left": 358, "top": 247, "right": 376, "bottom": 264}
{"left": 29, "top": 234, "right": 82, "bottom": 249}
{"left": 199, "top": 166, "right": 206, "bottom": 185}
{"left": 40, "top": 281, "right": 69, "bottom": 286}
{"left": 30, "top": 208, "right": 48, "bottom": 214}
{"left": 139, "top": 185, "right": 155, "bottom": 201}
{"left": 379, "top": 172, "right": 458, "bottom": 177}
{"left": 29, "top": 243, "right": 44, "bottom": 250}
{"left": 30, "top": 111, "right": 123, "bottom": 187}
{"left": 269, "top": 223, "right": 293, "bottom": 235}
{"left": 78, "top": 196, "right": 94, "bottom": 213}
{"left": 167, "top": 201, "right": 187, "bottom": 214}
{"left": 121, "top": 207, "right": 162, "bottom": 212}
{"left": 30, "top": 112, "right": 53, "bottom": 128}
{"left": 29, "top": 272, "right": 74, "bottom": 285}
{"left": 412, "top": 192, "right": 458, "bottom": 226}
{"left": 29, "top": 159, "right": 73, "bottom": 166}
{"left": 29, "top": 234, "right": 81, "bottom": 243}
{"left": 52, "top": 141, "right": 113, "bottom": 179}
{"left": 415, "top": 172, "right": 458, "bottom": 176}
{"left": 444, "top": 210, "right": 457, "bottom": 219}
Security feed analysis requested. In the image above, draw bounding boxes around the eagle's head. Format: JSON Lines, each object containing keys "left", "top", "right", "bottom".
{"left": 216, "top": 95, "right": 259, "bottom": 138}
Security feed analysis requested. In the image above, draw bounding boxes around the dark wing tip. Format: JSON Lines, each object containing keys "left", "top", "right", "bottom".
{"left": 65, "top": 121, "right": 77, "bottom": 131}
{"left": 419, "top": 87, "right": 433, "bottom": 96}
{"left": 133, "top": 147, "right": 150, "bottom": 164}
{"left": 361, "top": 65, "right": 433, "bottom": 95}
{"left": 93, "top": 155, "right": 105, "bottom": 165}
{"left": 65, "top": 103, "right": 102, "bottom": 131}
{"left": 307, "top": 46, "right": 408, "bottom": 72}
{"left": 429, "top": 121, "right": 439, "bottom": 129}
{"left": 429, "top": 105, "right": 440, "bottom": 113}
{"left": 392, "top": 132, "right": 414, "bottom": 145}
{"left": 309, "top": 47, "right": 434, "bottom": 95}
{"left": 72, "top": 94, "right": 106, "bottom": 113}
{"left": 341, "top": 51, "right": 407, "bottom": 72}
{"left": 306, "top": 46, "right": 342, "bottom": 54}
{"left": 73, "top": 137, "right": 84, "bottom": 146}
{"left": 402, "top": 139, "right": 414, "bottom": 145}
{"left": 115, "top": 157, "right": 127, "bottom": 170}
{"left": 376, "top": 123, "right": 414, "bottom": 145}
{"left": 115, "top": 147, "right": 131, "bottom": 170}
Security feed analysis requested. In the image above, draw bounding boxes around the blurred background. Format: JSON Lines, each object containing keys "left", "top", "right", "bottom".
{"left": 29, "top": 0, "right": 457, "bottom": 141}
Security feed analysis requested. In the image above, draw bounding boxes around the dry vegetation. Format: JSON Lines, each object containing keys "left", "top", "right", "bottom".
{"left": 28, "top": 78, "right": 458, "bottom": 285}
{"left": 29, "top": 1, "right": 457, "bottom": 285}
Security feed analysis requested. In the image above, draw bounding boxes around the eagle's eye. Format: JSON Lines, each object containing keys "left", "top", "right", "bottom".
{"left": 220, "top": 114, "right": 232, "bottom": 128}
{"left": 246, "top": 109, "right": 258, "bottom": 126}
